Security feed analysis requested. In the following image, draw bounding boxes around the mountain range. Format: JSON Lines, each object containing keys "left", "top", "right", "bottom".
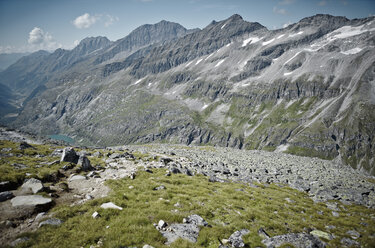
{"left": 1, "top": 14, "right": 374, "bottom": 175}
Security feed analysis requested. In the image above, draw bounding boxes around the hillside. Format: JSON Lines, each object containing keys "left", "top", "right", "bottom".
{"left": 0, "top": 128, "right": 374, "bottom": 247}
{"left": 0, "top": 14, "right": 374, "bottom": 175}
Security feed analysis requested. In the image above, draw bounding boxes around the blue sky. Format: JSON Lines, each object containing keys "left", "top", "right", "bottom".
{"left": 0, "top": 0, "right": 374, "bottom": 53}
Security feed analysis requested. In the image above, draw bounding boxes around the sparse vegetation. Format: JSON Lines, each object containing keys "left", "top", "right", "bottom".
{"left": 10, "top": 168, "right": 375, "bottom": 248}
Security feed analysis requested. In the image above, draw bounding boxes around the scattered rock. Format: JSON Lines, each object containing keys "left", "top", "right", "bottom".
{"left": 109, "top": 153, "right": 121, "bottom": 159}
{"left": 69, "top": 175, "right": 87, "bottom": 181}
{"left": 346, "top": 230, "right": 360, "bottom": 239}
{"left": 158, "top": 220, "right": 168, "bottom": 230}
{"left": 21, "top": 178, "right": 44, "bottom": 194}
{"left": 10, "top": 237, "right": 29, "bottom": 247}
{"left": 262, "top": 233, "right": 326, "bottom": 248}
{"left": 258, "top": 227, "right": 270, "bottom": 239}
{"left": 12, "top": 163, "right": 27, "bottom": 169}
{"left": 169, "top": 167, "right": 181, "bottom": 174}
{"left": 341, "top": 237, "right": 360, "bottom": 247}
{"left": 160, "top": 157, "right": 173, "bottom": 165}
{"left": 310, "top": 230, "right": 333, "bottom": 240}
{"left": 325, "top": 202, "right": 340, "bottom": 211}
{"left": 50, "top": 148, "right": 63, "bottom": 157}
{"left": 38, "top": 218, "right": 63, "bottom": 228}
{"left": 0, "top": 181, "right": 17, "bottom": 192}
{"left": 209, "top": 175, "right": 225, "bottom": 183}
{"left": 183, "top": 214, "right": 208, "bottom": 227}
{"left": 92, "top": 211, "right": 100, "bottom": 219}
{"left": 157, "top": 215, "right": 208, "bottom": 244}
{"left": 34, "top": 212, "right": 46, "bottom": 222}
{"left": 0, "top": 191, "right": 14, "bottom": 202}
{"left": 227, "top": 229, "right": 250, "bottom": 248}
{"left": 285, "top": 197, "right": 295, "bottom": 203}
{"left": 11, "top": 195, "right": 52, "bottom": 209}
{"left": 100, "top": 202, "right": 123, "bottom": 210}
{"left": 19, "top": 141, "right": 33, "bottom": 150}
{"left": 332, "top": 211, "right": 340, "bottom": 217}
{"left": 143, "top": 245, "right": 154, "bottom": 248}
{"left": 77, "top": 154, "right": 94, "bottom": 171}
{"left": 61, "top": 147, "right": 79, "bottom": 164}
{"left": 154, "top": 185, "right": 166, "bottom": 191}
{"left": 93, "top": 151, "right": 102, "bottom": 157}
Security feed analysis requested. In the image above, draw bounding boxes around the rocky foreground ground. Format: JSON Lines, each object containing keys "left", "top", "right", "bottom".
{"left": 129, "top": 144, "right": 375, "bottom": 207}
{"left": 0, "top": 128, "right": 374, "bottom": 247}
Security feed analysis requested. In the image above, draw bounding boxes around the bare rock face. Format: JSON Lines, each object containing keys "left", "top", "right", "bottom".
{"left": 61, "top": 147, "right": 79, "bottom": 164}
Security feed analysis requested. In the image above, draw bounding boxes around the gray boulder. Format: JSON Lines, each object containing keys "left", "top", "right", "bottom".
{"left": 39, "top": 218, "right": 63, "bottom": 228}
{"left": 10, "top": 237, "right": 29, "bottom": 247}
{"left": 77, "top": 154, "right": 93, "bottom": 171}
{"left": 0, "top": 181, "right": 15, "bottom": 192}
{"left": 341, "top": 237, "right": 360, "bottom": 247}
{"left": 161, "top": 223, "right": 200, "bottom": 244}
{"left": 11, "top": 195, "right": 52, "bottom": 208}
{"left": 262, "top": 233, "right": 325, "bottom": 248}
{"left": 19, "top": 141, "right": 33, "bottom": 150}
{"left": 60, "top": 147, "right": 79, "bottom": 164}
{"left": 21, "top": 178, "right": 44, "bottom": 194}
{"left": 227, "top": 229, "right": 250, "bottom": 248}
{"left": 158, "top": 214, "right": 208, "bottom": 244}
{"left": 0, "top": 191, "right": 14, "bottom": 202}
{"left": 50, "top": 148, "right": 63, "bottom": 157}
{"left": 69, "top": 174, "right": 87, "bottom": 181}
{"left": 183, "top": 214, "right": 208, "bottom": 227}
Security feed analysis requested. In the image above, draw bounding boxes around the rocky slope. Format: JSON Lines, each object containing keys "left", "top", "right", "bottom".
{"left": 0, "top": 130, "right": 374, "bottom": 247}
{"left": 1, "top": 14, "right": 375, "bottom": 175}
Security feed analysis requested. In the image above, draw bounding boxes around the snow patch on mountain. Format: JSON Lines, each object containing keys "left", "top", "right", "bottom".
{"left": 242, "top": 37, "right": 262, "bottom": 47}
{"left": 262, "top": 38, "right": 275, "bottom": 46}
{"left": 185, "top": 61, "right": 193, "bottom": 67}
{"left": 284, "top": 51, "right": 302, "bottom": 65}
{"left": 289, "top": 31, "right": 304, "bottom": 37}
{"left": 341, "top": 47, "right": 363, "bottom": 55}
{"left": 215, "top": 59, "right": 225, "bottom": 67}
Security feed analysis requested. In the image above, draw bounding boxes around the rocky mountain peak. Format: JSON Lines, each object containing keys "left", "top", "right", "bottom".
{"left": 228, "top": 13, "right": 243, "bottom": 21}
{"left": 296, "top": 14, "right": 349, "bottom": 29}
{"left": 74, "top": 36, "right": 111, "bottom": 56}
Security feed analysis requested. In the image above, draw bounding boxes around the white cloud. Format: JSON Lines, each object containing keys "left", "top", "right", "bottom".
{"left": 28, "top": 27, "right": 51, "bottom": 45}
{"left": 104, "top": 15, "right": 119, "bottom": 27}
{"left": 27, "top": 27, "right": 61, "bottom": 51}
{"left": 73, "top": 13, "right": 98, "bottom": 29}
{"left": 273, "top": 6, "right": 287, "bottom": 15}
{"left": 318, "top": 0, "right": 327, "bottom": 6}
